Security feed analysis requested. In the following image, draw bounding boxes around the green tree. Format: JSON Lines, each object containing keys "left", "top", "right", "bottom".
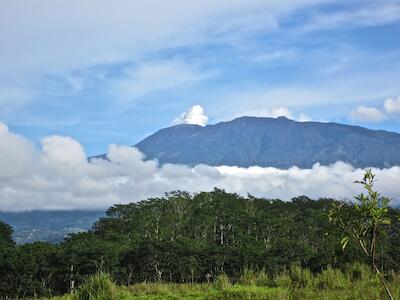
{"left": 329, "top": 170, "right": 394, "bottom": 300}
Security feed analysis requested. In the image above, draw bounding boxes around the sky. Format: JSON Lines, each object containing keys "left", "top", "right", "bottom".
{"left": 0, "top": 0, "right": 400, "bottom": 210}
{"left": 1, "top": 0, "right": 400, "bottom": 156}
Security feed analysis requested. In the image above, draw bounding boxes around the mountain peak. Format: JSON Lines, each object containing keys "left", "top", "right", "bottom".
{"left": 135, "top": 117, "right": 400, "bottom": 169}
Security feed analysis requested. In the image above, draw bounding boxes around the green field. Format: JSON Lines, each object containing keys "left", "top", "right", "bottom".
{"left": 45, "top": 264, "right": 400, "bottom": 300}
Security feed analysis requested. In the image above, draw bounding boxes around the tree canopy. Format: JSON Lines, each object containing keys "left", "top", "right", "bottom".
{"left": 0, "top": 189, "right": 399, "bottom": 298}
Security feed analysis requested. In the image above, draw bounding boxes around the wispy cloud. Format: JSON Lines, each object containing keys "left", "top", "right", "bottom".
{"left": 109, "top": 59, "right": 217, "bottom": 106}
{"left": 0, "top": 86, "right": 35, "bottom": 113}
{"left": 300, "top": 2, "right": 400, "bottom": 32}
{"left": 0, "top": 0, "right": 330, "bottom": 78}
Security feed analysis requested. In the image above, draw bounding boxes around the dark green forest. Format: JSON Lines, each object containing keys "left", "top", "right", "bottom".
{"left": 1, "top": 189, "right": 399, "bottom": 298}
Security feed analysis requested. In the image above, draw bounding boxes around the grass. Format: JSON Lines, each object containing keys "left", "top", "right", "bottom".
{"left": 42, "top": 265, "right": 400, "bottom": 300}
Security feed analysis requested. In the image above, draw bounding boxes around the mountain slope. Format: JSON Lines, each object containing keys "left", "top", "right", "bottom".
{"left": 135, "top": 116, "right": 400, "bottom": 169}
{"left": 0, "top": 210, "right": 104, "bottom": 244}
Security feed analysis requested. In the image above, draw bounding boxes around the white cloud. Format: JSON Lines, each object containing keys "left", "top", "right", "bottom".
{"left": 172, "top": 105, "right": 209, "bottom": 126}
{"left": 301, "top": 3, "right": 400, "bottom": 32}
{"left": 297, "top": 113, "right": 312, "bottom": 122}
{"left": 231, "top": 107, "right": 293, "bottom": 119}
{"left": 42, "top": 136, "right": 86, "bottom": 164}
{"left": 268, "top": 107, "right": 293, "bottom": 119}
{"left": 350, "top": 105, "right": 386, "bottom": 123}
{"left": 384, "top": 96, "right": 400, "bottom": 116}
{"left": 0, "top": 0, "right": 329, "bottom": 78}
{"left": 0, "top": 122, "right": 399, "bottom": 211}
{"left": 227, "top": 106, "right": 313, "bottom": 122}
{"left": 214, "top": 69, "right": 400, "bottom": 118}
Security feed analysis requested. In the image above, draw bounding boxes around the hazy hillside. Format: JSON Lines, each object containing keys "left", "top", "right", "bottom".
{"left": 135, "top": 116, "right": 400, "bottom": 169}
{"left": 0, "top": 210, "right": 104, "bottom": 244}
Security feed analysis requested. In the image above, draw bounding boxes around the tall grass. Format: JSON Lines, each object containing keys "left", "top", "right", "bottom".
{"left": 72, "top": 273, "right": 119, "bottom": 300}
{"left": 44, "top": 264, "right": 400, "bottom": 300}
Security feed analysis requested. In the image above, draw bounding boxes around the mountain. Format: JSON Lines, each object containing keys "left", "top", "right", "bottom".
{"left": 0, "top": 210, "right": 104, "bottom": 244}
{"left": 135, "top": 116, "right": 400, "bottom": 169}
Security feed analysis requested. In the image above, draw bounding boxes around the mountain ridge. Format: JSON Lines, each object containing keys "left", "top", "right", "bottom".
{"left": 133, "top": 116, "right": 400, "bottom": 169}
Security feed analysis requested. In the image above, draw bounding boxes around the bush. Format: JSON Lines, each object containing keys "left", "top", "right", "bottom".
{"left": 214, "top": 273, "right": 231, "bottom": 290}
{"left": 73, "top": 273, "right": 118, "bottom": 300}
{"left": 316, "top": 266, "right": 347, "bottom": 289}
{"left": 289, "top": 264, "right": 313, "bottom": 288}
{"left": 239, "top": 268, "right": 257, "bottom": 285}
{"left": 345, "top": 262, "right": 373, "bottom": 282}
{"left": 239, "top": 268, "right": 272, "bottom": 287}
{"left": 274, "top": 273, "right": 292, "bottom": 288}
{"left": 254, "top": 269, "right": 273, "bottom": 287}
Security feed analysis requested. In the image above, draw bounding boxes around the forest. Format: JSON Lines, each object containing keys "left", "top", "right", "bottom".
{"left": 0, "top": 184, "right": 400, "bottom": 298}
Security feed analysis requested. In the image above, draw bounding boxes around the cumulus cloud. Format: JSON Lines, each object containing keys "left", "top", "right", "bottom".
{"left": 350, "top": 105, "right": 386, "bottom": 122}
{"left": 172, "top": 105, "right": 209, "bottom": 126}
{"left": 384, "top": 96, "right": 400, "bottom": 116}
{"left": 349, "top": 96, "right": 400, "bottom": 122}
{"left": 0, "top": 122, "right": 399, "bottom": 211}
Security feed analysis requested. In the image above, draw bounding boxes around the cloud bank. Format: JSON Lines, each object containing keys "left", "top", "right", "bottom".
{"left": 0, "top": 122, "right": 399, "bottom": 211}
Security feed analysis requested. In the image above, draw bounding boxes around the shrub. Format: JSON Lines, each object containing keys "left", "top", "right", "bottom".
{"left": 254, "top": 269, "right": 273, "bottom": 287}
{"left": 316, "top": 266, "right": 347, "bottom": 289}
{"left": 289, "top": 264, "right": 313, "bottom": 288}
{"left": 73, "top": 273, "right": 118, "bottom": 300}
{"left": 240, "top": 268, "right": 273, "bottom": 287}
{"left": 346, "top": 262, "right": 373, "bottom": 282}
{"left": 214, "top": 273, "right": 231, "bottom": 290}
{"left": 274, "top": 273, "right": 292, "bottom": 288}
{"left": 239, "top": 268, "right": 257, "bottom": 285}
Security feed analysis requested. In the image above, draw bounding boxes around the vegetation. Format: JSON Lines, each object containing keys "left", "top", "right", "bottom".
{"left": 0, "top": 172, "right": 399, "bottom": 299}
{"left": 44, "top": 265, "right": 400, "bottom": 299}
{"left": 330, "top": 170, "right": 395, "bottom": 299}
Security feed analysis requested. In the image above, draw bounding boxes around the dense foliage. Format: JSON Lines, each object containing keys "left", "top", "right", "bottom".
{"left": 0, "top": 189, "right": 399, "bottom": 298}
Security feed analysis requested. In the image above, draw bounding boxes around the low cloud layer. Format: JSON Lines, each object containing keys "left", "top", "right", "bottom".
{"left": 0, "top": 122, "right": 399, "bottom": 211}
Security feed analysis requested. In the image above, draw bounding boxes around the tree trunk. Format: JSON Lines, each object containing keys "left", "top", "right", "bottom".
{"left": 372, "top": 263, "right": 394, "bottom": 300}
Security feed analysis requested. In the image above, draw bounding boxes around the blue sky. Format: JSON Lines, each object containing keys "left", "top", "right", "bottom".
{"left": 1, "top": 0, "right": 400, "bottom": 156}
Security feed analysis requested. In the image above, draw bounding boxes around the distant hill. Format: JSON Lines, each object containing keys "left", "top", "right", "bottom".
{"left": 134, "top": 116, "right": 400, "bottom": 169}
{"left": 0, "top": 210, "right": 104, "bottom": 244}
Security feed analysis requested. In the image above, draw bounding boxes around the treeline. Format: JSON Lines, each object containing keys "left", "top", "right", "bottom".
{"left": 0, "top": 189, "right": 399, "bottom": 298}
